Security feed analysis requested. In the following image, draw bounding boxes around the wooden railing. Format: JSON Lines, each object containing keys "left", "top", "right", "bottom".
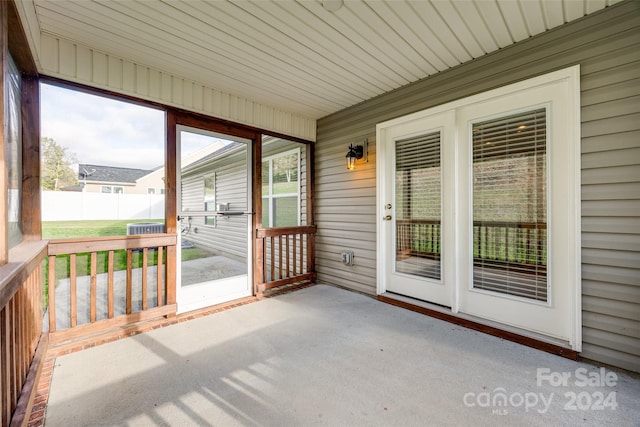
{"left": 46, "top": 234, "right": 177, "bottom": 344}
{"left": 0, "top": 241, "right": 48, "bottom": 427}
{"left": 473, "top": 221, "right": 546, "bottom": 272}
{"left": 396, "top": 219, "right": 440, "bottom": 260}
{"left": 255, "top": 225, "right": 316, "bottom": 292}
{"left": 396, "top": 219, "right": 546, "bottom": 270}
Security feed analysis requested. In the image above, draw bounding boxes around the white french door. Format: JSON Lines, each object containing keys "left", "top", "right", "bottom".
{"left": 377, "top": 67, "right": 581, "bottom": 349}
{"left": 378, "top": 111, "right": 455, "bottom": 307}
{"left": 176, "top": 126, "right": 252, "bottom": 314}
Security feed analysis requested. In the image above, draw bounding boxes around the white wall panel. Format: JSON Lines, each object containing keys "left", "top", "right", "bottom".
{"left": 39, "top": 34, "right": 316, "bottom": 142}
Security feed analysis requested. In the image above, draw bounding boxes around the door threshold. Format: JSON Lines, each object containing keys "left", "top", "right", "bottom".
{"left": 378, "top": 292, "right": 578, "bottom": 360}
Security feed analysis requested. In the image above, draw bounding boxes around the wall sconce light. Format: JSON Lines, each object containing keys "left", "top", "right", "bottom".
{"left": 346, "top": 139, "right": 368, "bottom": 170}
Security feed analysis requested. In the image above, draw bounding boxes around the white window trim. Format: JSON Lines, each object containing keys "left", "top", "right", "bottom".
{"left": 203, "top": 173, "right": 216, "bottom": 227}
{"left": 262, "top": 147, "right": 301, "bottom": 227}
{"left": 376, "top": 66, "right": 581, "bottom": 350}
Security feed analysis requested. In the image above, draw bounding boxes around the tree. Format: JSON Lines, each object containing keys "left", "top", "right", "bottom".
{"left": 41, "top": 137, "right": 78, "bottom": 191}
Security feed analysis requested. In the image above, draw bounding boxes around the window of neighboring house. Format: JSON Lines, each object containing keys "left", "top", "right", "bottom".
{"left": 262, "top": 148, "right": 300, "bottom": 227}
{"left": 148, "top": 188, "right": 155, "bottom": 194}
{"left": 204, "top": 173, "right": 216, "bottom": 226}
{"left": 101, "top": 185, "right": 123, "bottom": 194}
{"left": 6, "top": 53, "right": 22, "bottom": 248}
{"left": 160, "top": 189, "right": 165, "bottom": 195}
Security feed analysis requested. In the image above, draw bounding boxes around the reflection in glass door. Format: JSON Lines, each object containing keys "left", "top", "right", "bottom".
{"left": 176, "top": 126, "right": 252, "bottom": 313}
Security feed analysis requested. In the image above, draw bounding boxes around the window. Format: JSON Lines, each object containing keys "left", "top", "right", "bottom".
{"left": 395, "top": 131, "right": 441, "bottom": 280}
{"left": 204, "top": 173, "right": 216, "bottom": 226}
{"left": 101, "top": 185, "right": 124, "bottom": 194}
{"left": 262, "top": 149, "right": 300, "bottom": 227}
{"left": 148, "top": 188, "right": 156, "bottom": 195}
{"left": 472, "top": 108, "right": 547, "bottom": 301}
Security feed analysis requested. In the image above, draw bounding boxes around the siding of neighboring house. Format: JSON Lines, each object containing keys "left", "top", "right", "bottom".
{"left": 315, "top": 1, "right": 640, "bottom": 372}
{"left": 181, "top": 149, "right": 249, "bottom": 261}
{"left": 180, "top": 139, "right": 309, "bottom": 263}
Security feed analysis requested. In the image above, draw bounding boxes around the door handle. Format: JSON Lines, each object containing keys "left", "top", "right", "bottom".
{"left": 383, "top": 215, "right": 392, "bottom": 221}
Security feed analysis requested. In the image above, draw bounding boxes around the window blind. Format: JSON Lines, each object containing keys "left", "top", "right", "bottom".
{"left": 395, "top": 131, "right": 441, "bottom": 280}
{"left": 472, "top": 108, "right": 547, "bottom": 301}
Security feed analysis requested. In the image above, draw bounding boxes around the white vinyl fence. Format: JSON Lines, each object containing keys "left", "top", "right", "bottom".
{"left": 42, "top": 191, "right": 165, "bottom": 221}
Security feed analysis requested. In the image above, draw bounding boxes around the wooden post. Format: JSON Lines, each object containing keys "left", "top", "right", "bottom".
{"left": 0, "top": 1, "right": 8, "bottom": 265}
{"left": 252, "top": 133, "right": 262, "bottom": 295}
{"left": 21, "top": 76, "right": 41, "bottom": 240}
{"left": 305, "top": 143, "right": 315, "bottom": 276}
{"left": 165, "top": 111, "right": 177, "bottom": 309}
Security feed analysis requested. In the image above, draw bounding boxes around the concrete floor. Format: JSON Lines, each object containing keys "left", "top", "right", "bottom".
{"left": 45, "top": 285, "right": 639, "bottom": 426}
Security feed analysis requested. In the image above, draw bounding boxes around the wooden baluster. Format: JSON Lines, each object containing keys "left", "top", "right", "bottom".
{"left": 107, "top": 250, "right": 114, "bottom": 318}
{"left": 278, "top": 235, "right": 283, "bottom": 280}
{"left": 70, "top": 253, "right": 77, "bottom": 328}
{"left": 286, "top": 234, "right": 291, "bottom": 278}
{"left": 1, "top": 305, "right": 8, "bottom": 426}
{"left": 17, "top": 292, "right": 23, "bottom": 393}
{"left": 90, "top": 252, "right": 97, "bottom": 323}
{"left": 126, "top": 249, "right": 133, "bottom": 315}
{"left": 48, "top": 255, "right": 57, "bottom": 332}
{"left": 142, "top": 247, "right": 148, "bottom": 311}
{"left": 157, "top": 247, "right": 164, "bottom": 307}
{"left": 270, "top": 236, "right": 275, "bottom": 283}
{"left": 300, "top": 234, "right": 304, "bottom": 274}
{"left": 292, "top": 234, "right": 297, "bottom": 276}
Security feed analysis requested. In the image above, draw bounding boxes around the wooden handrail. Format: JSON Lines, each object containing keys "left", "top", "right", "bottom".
{"left": 256, "top": 225, "right": 316, "bottom": 238}
{"left": 396, "top": 219, "right": 546, "bottom": 230}
{"left": 47, "top": 233, "right": 176, "bottom": 255}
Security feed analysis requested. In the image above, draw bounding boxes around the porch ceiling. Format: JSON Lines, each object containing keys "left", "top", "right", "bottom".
{"left": 19, "top": 0, "right": 620, "bottom": 119}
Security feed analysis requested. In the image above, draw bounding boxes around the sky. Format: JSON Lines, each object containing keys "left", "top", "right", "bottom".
{"left": 40, "top": 83, "right": 221, "bottom": 171}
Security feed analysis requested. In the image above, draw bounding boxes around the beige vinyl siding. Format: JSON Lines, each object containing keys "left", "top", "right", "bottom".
{"left": 315, "top": 140, "right": 377, "bottom": 295}
{"left": 315, "top": 1, "right": 640, "bottom": 371}
{"left": 38, "top": 34, "right": 316, "bottom": 142}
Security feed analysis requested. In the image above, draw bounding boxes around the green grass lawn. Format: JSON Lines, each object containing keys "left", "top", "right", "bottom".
{"left": 42, "top": 219, "right": 165, "bottom": 239}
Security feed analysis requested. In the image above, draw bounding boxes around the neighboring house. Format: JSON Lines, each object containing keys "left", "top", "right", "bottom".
{"left": 78, "top": 163, "right": 162, "bottom": 194}
{"left": 180, "top": 136, "right": 306, "bottom": 262}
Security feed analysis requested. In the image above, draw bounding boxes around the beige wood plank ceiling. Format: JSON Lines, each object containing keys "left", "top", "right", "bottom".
{"left": 21, "top": 0, "right": 621, "bottom": 119}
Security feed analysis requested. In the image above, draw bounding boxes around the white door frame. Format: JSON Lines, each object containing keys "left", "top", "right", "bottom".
{"left": 377, "top": 111, "right": 456, "bottom": 308}
{"left": 176, "top": 125, "right": 253, "bottom": 314}
{"left": 376, "top": 66, "right": 581, "bottom": 350}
